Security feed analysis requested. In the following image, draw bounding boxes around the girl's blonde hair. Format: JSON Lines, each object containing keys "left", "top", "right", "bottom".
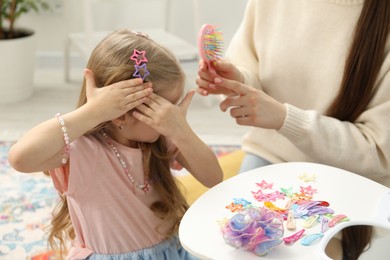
{"left": 45, "top": 29, "right": 189, "bottom": 255}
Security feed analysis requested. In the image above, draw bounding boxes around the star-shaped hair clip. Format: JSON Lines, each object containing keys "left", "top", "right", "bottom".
{"left": 256, "top": 180, "right": 273, "bottom": 190}
{"left": 130, "top": 49, "right": 148, "bottom": 65}
{"left": 130, "top": 49, "right": 149, "bottom": 81}
{"left": 225, "top": 202, "right": 243, "bottom": 213}
{"left": 133, "top": 63, "right": 150, "bottom": 81}
{"left": 298, "top": 172, "right": 316, "bottom": 182}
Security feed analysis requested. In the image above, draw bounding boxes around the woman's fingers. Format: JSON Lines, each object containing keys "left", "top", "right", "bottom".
{"left": 214, "top": 77, "right": 249, "bottom": 96}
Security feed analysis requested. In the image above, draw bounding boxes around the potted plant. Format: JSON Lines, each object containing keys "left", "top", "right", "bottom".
{"left": 0, "top": 0, "right": 49, "bottom": 103}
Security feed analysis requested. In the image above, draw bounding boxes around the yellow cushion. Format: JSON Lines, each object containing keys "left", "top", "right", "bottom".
{"left": 177, "top": 149, "right": 245, "bottom": 205}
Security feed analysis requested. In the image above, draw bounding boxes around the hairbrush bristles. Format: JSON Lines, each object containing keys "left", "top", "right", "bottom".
{"left": 198, "top": 24, "right": 224, "bottom": 73}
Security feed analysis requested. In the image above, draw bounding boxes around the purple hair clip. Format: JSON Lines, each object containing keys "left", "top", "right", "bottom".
{"left": 130, "top": 49, "right": 150, "bottom": 81}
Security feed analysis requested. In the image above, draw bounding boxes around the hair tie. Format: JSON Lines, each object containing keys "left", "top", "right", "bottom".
{"left": 220, "top": 207, "right": 284, "bottom": 256}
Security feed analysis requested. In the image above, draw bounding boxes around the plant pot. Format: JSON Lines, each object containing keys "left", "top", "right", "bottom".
{"left": 0, "top": 28, "right": 36, "bottom": 104}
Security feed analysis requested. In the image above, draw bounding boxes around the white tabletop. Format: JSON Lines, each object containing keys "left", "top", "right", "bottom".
{"left": 179, "top": 162, "right": 389, "bottom": 260}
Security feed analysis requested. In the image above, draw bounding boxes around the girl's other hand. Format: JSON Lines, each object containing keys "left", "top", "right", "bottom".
{"left": 196, "top": 59, "right": 243, "bottom": 96}
{"left": 132, "top": 90, "right": 195, "bottom": 139}
{"left": 84, "top": 69, "right": 153, "bottom": 122}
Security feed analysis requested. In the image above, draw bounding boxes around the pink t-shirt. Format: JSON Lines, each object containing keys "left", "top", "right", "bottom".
{"left": 49, "top": 134, "right": 170, "bottom": 259}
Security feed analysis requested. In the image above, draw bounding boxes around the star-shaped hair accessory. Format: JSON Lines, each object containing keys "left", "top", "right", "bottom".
{"left": 256, "top": 180, "right": 273, "bottom": 190}
{"left": 299, "top": 185, "right": 317, "bottom": 196}
{"left": 298, "top": 172, "right": 316, "bottom": 182}
{"left": 133, "top": 63, "right": 150, "bottom": 81}
{"left": 232, "top": 198, "right": 252, "bottom": 207}
{"left": 280, "top": 187, "right": 294, "bottom": 197}
{"left": 130, "top": 49, "right": 148, "bottom": 65}
{"left": 225, "top": 202, "right": 243, "bottom": 213}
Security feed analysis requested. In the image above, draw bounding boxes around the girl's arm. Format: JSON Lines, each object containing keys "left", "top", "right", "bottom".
{"left": 133, "top": 90, "right": 223, "bottom": 187}
{"left": 8, "top": 70, "right": 152, "bottom": 173}
{"left": 173, "top": 128, "right": 223, "bottom": 188}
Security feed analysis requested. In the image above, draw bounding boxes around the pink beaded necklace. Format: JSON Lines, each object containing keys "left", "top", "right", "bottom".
{"left": 101, "top": 130, "right": 150, "bottom": 193}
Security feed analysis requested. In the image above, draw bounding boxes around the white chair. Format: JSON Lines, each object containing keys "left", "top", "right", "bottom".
{"left": 63, "top": 0, "right": 198, "bottom": 82}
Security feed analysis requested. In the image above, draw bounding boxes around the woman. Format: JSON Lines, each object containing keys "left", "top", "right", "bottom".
{"left": 196, "top": 0, "right": 390, "bottom": 187}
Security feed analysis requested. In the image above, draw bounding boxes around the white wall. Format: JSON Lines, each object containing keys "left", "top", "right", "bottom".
{"left": 17, "top": 0, "right": 247, "bottom": 65}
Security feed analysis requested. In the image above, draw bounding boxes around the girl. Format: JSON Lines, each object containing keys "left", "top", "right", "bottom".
{"left": 8, "top": 29, "right": 223, "bottom": 259}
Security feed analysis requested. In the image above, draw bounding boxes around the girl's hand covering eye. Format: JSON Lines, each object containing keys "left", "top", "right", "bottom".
{"left": 84, "top": 69, "right": 153, "bottom": 122}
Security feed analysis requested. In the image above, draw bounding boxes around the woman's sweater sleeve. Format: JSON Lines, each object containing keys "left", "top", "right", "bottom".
{"left": 225, "top": 0, "right": 262, "bottom": 89}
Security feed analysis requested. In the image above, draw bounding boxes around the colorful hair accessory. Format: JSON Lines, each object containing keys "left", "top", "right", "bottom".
{"left": 292, "top": 206, "right": 307, "bottom": 218}
{"left": 321, "top": 216, "right": 330, "bottom": 233}
{"left": 299, "top": 185, "right": 317, "bottom": 196}
{"left": 298, "top": 172, "right": 316, "bottom": 182}
{"left": 280, "top": 187, "right": 294, "bottom": 197}
{"left": 131, "top": 31, "right": 149, "bottom": 38}
{"left": 263, "top": 201, "right": 287, "bottom": 214}
{"left": 307, "top": 206, "right": 334, "bottom": 216}
{"left": 130, "top": 49, "right": 149, "bottom": 81}
{"left": 285, "top": 199, "right": 299, "bottom": 209}
{"left": 302, "top": 215, "right": 319, "bottom": 228}
{"left": 300, "top": 232, "right": 324, "bottom": 246}
{"left": 286, "top": 210, "right": 296, "bottom": 230}
{"left": 283, "top": 229, "right": 305, "bottom": 244}
{"left": 291, "top": 192, "right": 312, "bottom": 201}
{"left": 232, "top": 198, "right": 252, "bottom": 207}
{"left": 328, "top": 214, "right": 349, "bottom": 227}
{"left": 256, "top": 180, "right": 274, "bottom": 190}
{"left": 297, "top": 201, "right": 320, "bottom": 211}
{"left": 133, "top": 63, "right": 150, "bottom": 81}
{"left": 130, "top": 49, "right": 148, "bottom": 65}
{"left": 252, "top": 190, "right": 285, "bottom": 202}
{"left": 220, "top": 207, "right": 284, "bottom": 256}
{"left": 225, "top": 202, "right": 243, "bottom": 213}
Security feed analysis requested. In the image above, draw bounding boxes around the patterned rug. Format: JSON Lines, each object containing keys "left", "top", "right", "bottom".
{"left": 0, "top": 141, "right": 239, "bottom": 259}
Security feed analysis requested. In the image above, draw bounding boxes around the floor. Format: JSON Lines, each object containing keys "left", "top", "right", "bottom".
{"left": 0, "top": 60, "right": 250, "bottom": 145}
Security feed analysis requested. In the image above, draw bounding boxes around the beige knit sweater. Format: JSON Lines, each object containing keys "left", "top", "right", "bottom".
{"left": 226, "top": 0, "right": 390, "bottom": 187}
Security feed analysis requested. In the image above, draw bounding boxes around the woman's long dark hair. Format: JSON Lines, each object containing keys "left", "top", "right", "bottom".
{"left": 328, "top": 2, "right": 388, "bottom": 259}
{"left": 341, "top": 225, "right": 373, "bottom": 260}
{"left": 327, "top": 0, "right": 390, "bottom": 121}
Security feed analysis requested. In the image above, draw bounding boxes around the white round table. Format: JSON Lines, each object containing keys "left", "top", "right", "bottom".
{"left": 179, "top": 162, "right": 389, "bottom": 260}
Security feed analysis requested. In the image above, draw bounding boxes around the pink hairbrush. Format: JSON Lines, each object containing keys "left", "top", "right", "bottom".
{"left": 198, "top": 24, "right": 224, "bottom": 74}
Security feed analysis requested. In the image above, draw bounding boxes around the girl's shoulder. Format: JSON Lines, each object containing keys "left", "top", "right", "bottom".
{"left": 73, "top": 133, "right": 101, "bottom": 150}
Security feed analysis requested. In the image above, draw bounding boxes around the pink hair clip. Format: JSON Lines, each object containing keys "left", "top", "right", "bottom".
{"left": 130, "top": 49, "right": 150, "bottom": 81}
{"left": 130, "top": 49, "right": 148, "bottom": 65}
{"left": 131, "top": 31, "right": 149, "bottom": 38}
{"left": 283, "top": 229, "right": 305, "bottom": 245}
{"left": 328, "top": 214, "right": 349, "bottom": 227}
{"left": 256, "top": 180, "right": 273, "bottom": 190}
